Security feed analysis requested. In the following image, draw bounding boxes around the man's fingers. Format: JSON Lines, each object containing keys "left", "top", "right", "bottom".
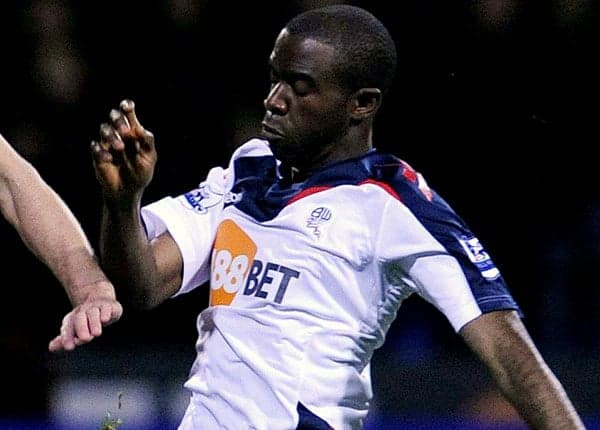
{"left": 49, "top": 334, "right": 84, "bottom": 352}
{"left": 49, "top": 335, "right": 71, "bottom": 352}
{"left": 73, "top": 310, "right": 94, "bottom": 342}
{"left": 91, "top": 140, "right": 114, "bottom": 164}
{"left": 100, "top": 301, "right": 124, "bottom": 325}
{"left": 119, "top": 99, "right": 155, "bottom": 152}
{"left": 86, "top": 307, "right": 103, "bottom": 337}
{"left": 120, "top": 99, "right": 145, "bottom": 137}
{"left": 48, "top": 299, "right": 124, "bottom": 353}
{"left": 99, "top": 122, "right": 125, "bottom": 151}
{"left": 110, "top": 108, "right": 131, "bottom": 136}
{"left": 49, "top": 316, "right": 76, "bottom": 352}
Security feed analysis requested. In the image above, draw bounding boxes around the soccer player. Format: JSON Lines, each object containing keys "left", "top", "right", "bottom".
{"left": 0, "top": 132, "right": 122, "bottom": 352}
{"left": 91, "top": 5, "right": 584, "bottom": 429}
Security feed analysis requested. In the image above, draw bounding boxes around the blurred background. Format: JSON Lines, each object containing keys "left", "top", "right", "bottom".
{"left": 0, "top": 0, "right": 599, "bottom": 428}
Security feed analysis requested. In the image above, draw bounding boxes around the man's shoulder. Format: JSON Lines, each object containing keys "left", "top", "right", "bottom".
{"left": 360, "top": 150, "right": 413, "bottom": 182}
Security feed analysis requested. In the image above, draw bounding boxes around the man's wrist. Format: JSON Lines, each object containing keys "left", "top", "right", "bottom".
{"left": 52, "top": 247, "right": 113, "bottom": 305}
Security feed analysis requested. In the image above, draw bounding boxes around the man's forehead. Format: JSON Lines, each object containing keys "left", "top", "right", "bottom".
{"left": 270, "top": 30, "right": 336, "bottom": 67}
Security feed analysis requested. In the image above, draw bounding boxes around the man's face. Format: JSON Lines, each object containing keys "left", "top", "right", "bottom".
{"left": 261, "top": 30, "right": 352, "bottom": 172}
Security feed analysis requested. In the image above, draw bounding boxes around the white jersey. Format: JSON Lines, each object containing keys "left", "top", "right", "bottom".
{"left": 141, "top": 138, "right": 521, "bottom": 430}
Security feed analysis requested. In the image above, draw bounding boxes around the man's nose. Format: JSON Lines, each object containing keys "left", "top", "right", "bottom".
{"left": 264, "top": 82, "right": 288, "bottom": 115}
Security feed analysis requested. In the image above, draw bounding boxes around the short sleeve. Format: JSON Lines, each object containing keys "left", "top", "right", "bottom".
{"left": 141, "top": 166, "right": 229, "bottom": 296}
{"left": 378, "top": 198, "right": 483, "bottom": 331}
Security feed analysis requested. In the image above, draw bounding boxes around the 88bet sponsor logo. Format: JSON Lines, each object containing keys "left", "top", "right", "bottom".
{"left": 210, "top": 220, "right": 300, "bottom": 306}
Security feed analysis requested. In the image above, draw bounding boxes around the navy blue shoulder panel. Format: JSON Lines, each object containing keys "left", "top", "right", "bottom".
{"left": 360, "top": 152, "right": 522, "bottom": 316}
{"left": 296, "top": 403, "right": 334, "bottom": 430}
{"left": 230, "top": 152, "right": 374, "bottom": 221}
{"left": 230, "top": 150, "right": 521, "bottom": 316}
{"left": 229, "top": 155, "right": 281, "bottom": 221}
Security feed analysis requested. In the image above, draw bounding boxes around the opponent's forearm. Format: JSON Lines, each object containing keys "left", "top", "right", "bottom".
{"left": 46, "top": 246, "right": 114, "bottom": 306}
{"left": 0, "top": 140, "right": 110, "bottom": 304}
{"left": 100, "top": 201, "right": 161, "bottom": 310}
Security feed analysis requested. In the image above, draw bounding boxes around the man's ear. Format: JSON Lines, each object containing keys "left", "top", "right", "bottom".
{"left": 349, "top": 88, "right": 382, "bottom": 121}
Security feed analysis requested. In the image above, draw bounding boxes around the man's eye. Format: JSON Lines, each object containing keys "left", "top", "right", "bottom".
{"left": 293, "top": 80, "right": 312, "bottom": 95}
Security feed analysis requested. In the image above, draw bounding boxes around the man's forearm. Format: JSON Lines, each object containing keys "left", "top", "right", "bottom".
{"left": 461, "top": 311, "right": 585, "bottom": 429}
{"left": 49, "top": 247, "right": 113, "bottom": 304}
{"left": 100, "top": 202, "right": 161, "bottom": 309}
{"left": 493, "top": 346, "right": 584, "bottom": 429}
{"left": 1, "top": 145, "right": 110, "bottom": 304}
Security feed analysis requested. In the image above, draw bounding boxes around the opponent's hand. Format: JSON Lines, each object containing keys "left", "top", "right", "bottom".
{"left": 91, "top": 99, "right": 157, "bottom": 204}
{"left": 48, "top": 281, "right": 124, "bottom": 352}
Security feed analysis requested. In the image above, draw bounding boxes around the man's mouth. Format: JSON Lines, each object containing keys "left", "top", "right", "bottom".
{"left": 260, "top": 122, "right": 284, "bottom": 139}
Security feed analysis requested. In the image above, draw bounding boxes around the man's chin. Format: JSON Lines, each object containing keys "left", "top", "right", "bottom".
{"left": 259, "top": 130, "right": 285, "bottom": 143}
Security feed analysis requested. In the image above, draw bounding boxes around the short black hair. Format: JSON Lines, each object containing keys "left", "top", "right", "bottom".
{"left": 285, "top": 5, "right": 397, "bottom": 95}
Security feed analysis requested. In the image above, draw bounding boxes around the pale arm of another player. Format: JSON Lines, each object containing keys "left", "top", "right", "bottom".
{"left": 0, "top": 133, "right": 122, "bottom": 352}
{"left": 460, "top": 310, "right": 585, "bottom": 429}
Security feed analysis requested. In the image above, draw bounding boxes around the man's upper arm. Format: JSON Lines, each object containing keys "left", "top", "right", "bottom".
{"left": 459, "top": 309, "right": 538, "bottom": 369}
